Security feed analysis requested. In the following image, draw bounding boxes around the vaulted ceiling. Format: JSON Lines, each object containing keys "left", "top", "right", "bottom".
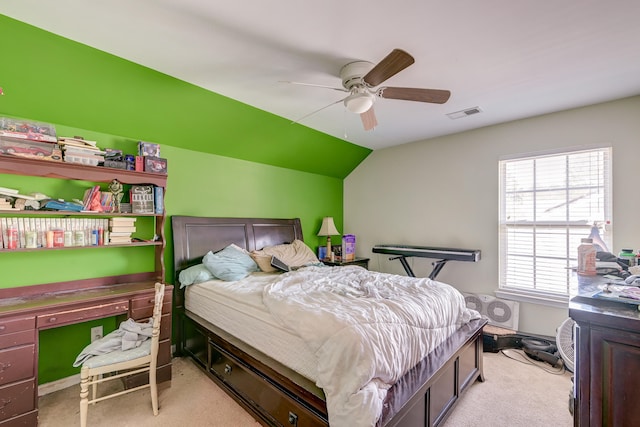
{"left": 2, "top": 1, "right": 640, "bottom": 150}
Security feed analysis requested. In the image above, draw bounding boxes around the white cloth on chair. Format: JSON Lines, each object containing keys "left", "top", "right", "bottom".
{"left": 73, "top": 318, "right": 153, "bottom": 367}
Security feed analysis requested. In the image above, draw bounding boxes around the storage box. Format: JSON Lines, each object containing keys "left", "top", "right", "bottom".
{"left": 63, "top": 153, "right": 100, "bottom": 166}
{"left": 0, "top": 136, "right": 62, "bottom": 161}
{"left": 130, "top": 185, "right": 155, "bottom": 214}
{"left": 138, "top": 141, "right": 160, "bottom": 157}
{"left": 144, "top": 156, "right": 167, "bottom": 174}
{"left": 342, "top": 234, "right": 356, "bottom": 261}
{"left": 0, "top": 117, "right": 57, "bottom": 143}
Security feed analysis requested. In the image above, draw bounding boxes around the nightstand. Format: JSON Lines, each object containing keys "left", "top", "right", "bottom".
{"left": 322, "top": 257, "right": 370, "bottom": 269}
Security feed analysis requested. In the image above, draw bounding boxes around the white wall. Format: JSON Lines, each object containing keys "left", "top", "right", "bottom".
{"left": 344, "top": 96, "right": 640, "bottom": 336}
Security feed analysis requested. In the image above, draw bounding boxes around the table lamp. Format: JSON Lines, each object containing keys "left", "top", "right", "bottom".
{"left": 317, "top": 217, "right": 340, "bottom": 259}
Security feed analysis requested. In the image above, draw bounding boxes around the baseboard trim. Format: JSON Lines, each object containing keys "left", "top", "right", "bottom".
{"left": 39, "top": 374, "right": 80, "bottom": 396}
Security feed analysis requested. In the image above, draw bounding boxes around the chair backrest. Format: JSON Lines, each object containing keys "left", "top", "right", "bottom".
{"left": 150, "top": 283, "right": 165, "bottom": 365}
{"left": 152, "top": 282, "right": 165, "bottom": 330}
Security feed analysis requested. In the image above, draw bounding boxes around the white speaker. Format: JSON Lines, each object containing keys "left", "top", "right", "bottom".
{"left": 462, "top": 292, "right": 520, "bottom": 331}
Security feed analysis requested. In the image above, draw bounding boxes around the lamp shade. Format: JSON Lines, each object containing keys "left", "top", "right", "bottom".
{"left": 317, "top": 217, "right": 340, "bottom": 237}
{"left": 344, "top": 92, "right": 374, "bottom": 114}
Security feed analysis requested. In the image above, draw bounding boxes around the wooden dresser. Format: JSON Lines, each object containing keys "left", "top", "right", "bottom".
{"left": 0, "top": 277, "right": 172, "bottom": 426}
{"left": 569, "top": 276, "right": 640, "bottom": 426}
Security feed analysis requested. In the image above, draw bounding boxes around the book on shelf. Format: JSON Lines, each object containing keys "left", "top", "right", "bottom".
{"left": 0, "top": 186, "right": 18, "bottom": 195}
{"left": 153, "top": 186, "right": 164, "bottom": 214}
{"left": 108, "top": 236, "right": 132, "bottom": 244}
{"left": 108, "top": 231, "right": 133, "bottom": 237}
{"left": 130, "top": 185, "right": 154, "bottom": 214}
{"left": 82, "top": 185, "right": 102, "bottom": 211}
{"left": 58, "top": 136, "right": 98, "bottom": 148}
{"left": 0, "top": 198, "right": 17, "bottom": 210}
{"left": 109, "top": 216, "right": 137, "bottom": 223}
{"left": 109, "top": 225, "right": 136, "bottom": 233}
{"left": 109, "top": 217, "right": 137, "bottom": 227}
{"left": 0, "top": 216, "right": 109, "bottom": 249}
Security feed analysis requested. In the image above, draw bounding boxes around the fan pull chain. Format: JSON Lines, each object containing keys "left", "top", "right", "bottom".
{"left": 343, "top": 107, "right": 349, "bottom": 140}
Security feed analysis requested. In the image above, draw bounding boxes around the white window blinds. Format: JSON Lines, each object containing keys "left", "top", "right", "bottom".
{"left": 499, "top": 147, "right": 612, "bottom": 302}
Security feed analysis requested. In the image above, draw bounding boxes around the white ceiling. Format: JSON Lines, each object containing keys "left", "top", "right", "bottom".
{"left": 2, "top": 1, "right": 640, "bottom": 150}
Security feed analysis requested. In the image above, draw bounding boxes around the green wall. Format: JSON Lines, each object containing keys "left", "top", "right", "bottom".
{"left": 0, "top": 15, "right": 370, "bottom": 179}
{"left": 0, "top": 14, "right": 358, "bottom": 384}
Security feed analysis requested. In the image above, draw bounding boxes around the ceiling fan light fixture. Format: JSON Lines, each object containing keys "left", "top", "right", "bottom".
{"left": 344, "top": 92, "right": 374, "bottom": 114}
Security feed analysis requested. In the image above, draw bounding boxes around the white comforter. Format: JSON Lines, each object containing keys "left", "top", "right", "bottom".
{"left": 262, "top": 265, "right": 481, "bottom": 427}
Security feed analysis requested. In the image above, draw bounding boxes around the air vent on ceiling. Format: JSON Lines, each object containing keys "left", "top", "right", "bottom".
{"left": 446, "top": 106, "right": 482, "bottom": 120}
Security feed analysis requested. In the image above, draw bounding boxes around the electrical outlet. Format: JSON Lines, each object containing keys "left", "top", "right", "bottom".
{"left": 90, "top": 326, "right": 103, "bottom": 342}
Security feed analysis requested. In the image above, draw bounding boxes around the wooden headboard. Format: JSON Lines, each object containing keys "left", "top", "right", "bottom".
{"left": 171, "top": 216, "right": 303, "bottom": 277}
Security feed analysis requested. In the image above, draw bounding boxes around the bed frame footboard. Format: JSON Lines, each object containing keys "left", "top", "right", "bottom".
{"left": 179, "top": 309, "right": 485, "bottom": 427}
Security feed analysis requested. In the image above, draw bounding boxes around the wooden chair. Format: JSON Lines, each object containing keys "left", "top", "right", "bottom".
{"left": 79, "top": 283, "right": 165, "bottom": 427}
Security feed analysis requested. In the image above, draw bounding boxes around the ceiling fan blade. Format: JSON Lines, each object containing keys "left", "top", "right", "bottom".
{"left": 291, "top": 97, "right": 347, "bottom": 124}
{"left": 363, "top": 49, "right": 415, "bottom": 87}
{"left": 280, "top": 81, "right": 348, "bottom": 92}
{"left": 360, "top": 107, "right": 378, "bottom": 131}
{"left": 377, "top": 87, "right": 451, "bottom": 104}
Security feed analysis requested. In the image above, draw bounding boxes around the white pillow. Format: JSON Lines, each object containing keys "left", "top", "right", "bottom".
{"left": 260, "top": 239, "right": 320, "bottom": 268}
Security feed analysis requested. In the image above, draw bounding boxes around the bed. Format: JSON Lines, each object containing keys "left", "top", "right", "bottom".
{"left": 171, "top": 216, "right": 486, "bottom": 427}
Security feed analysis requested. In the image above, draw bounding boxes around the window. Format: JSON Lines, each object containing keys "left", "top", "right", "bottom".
{"left": 498, "top": 147, "right": 612, "bottom": 305}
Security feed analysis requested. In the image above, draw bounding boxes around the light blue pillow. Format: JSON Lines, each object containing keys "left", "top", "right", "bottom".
{"left": 178, "top": 264, "right": 216, "bottom": 289}
{"left": 203, "top": 245, "right": 259, "bottom": 281}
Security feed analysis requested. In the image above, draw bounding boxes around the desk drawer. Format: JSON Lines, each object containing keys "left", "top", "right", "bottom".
{"left": 0, "top": 329, "right": 35, "bottom": 350}
{"left": 37, "top": 300, "right": 129, "bottom": 329}
{"left": 0, "top": 379, "right": 35, "bottom": 423}
{"left": 130, "top": 294, "right": 172, "bottom": 319}
{"left": 0, "top": 345, "right": 35, "bottom": 387}
{"left": 0, "top": 318, "right": 35, "bottom": 338}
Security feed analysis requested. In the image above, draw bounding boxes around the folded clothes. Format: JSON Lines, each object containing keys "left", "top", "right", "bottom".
{"left": 72, "top": 318, "right": 153, "bottom": 367}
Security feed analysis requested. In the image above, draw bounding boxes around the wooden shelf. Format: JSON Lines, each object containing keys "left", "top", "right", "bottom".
{"left": 0, "top": 209, "right": 162, "bottom": 217}
{"left": 0, "top": 240, "right": 162, "bottom": 253}
{"left": 0, "top": 154, "right": 167, "bottom": 187}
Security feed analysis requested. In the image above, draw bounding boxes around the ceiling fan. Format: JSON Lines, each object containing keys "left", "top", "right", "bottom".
{"left": 285, "top": 49, "right": 451, "bottom": 131}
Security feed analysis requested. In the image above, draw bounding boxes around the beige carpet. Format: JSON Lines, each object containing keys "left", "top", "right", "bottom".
{"left": 39, "top": 352, "right": 572, "bottom": 426}
{"left": 442, "top": 350, "right": 573, "bottom": 427}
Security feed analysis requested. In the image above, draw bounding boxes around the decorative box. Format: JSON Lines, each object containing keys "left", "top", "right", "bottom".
{"left": 0, "top": 136, "right": 62, "bottom": 161}
{"left": 342, "top": 234, "right": 356, "bottom": 261}
{"left": 144, "top": 156, "right": 167, "bottom": 174}
{"left": 138, "top": 141, "right": 160, "bottom": 157}
{"left": 0, "top": 117, "right": 57, "bottom": 143}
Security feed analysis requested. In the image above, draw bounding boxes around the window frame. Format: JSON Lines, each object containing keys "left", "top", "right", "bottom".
{"left": 497, "top": 145, "right": 612, "bottom": 307}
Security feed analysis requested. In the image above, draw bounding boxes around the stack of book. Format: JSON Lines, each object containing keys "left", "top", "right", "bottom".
{"left": 0, "top": 186, "right": 18, "bottom": 210}
{"left": 81, "top": 185, "right": 114, "bottom": 212}
{"left": 0, "top": 197, "right": 15, "bottom": 210}
{"left": 108, "top": 217, "right": 136, "bottom": 244}
{"left": 58, "top": 137, "right": 106, "bottom": 166}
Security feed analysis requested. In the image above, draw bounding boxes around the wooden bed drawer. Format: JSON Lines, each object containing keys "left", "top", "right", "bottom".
{"left": 0, "top": 379, "right": 35, "bottom": 423}
{"left": 0, "top": 345, "right": 35, "bottom": 387}
{"left": 37, "top": 300, "right": 129, "bottom": 329}
{"left": 182, "top": 317, "right": 208, "bottom": 368}
{"left": 209, "top": 341, "right": 325, "bottom": 427}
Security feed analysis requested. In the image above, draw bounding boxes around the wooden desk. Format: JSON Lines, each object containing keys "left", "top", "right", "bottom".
{"left": 0, "top": 274, "right": 172, "bottom": 426}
